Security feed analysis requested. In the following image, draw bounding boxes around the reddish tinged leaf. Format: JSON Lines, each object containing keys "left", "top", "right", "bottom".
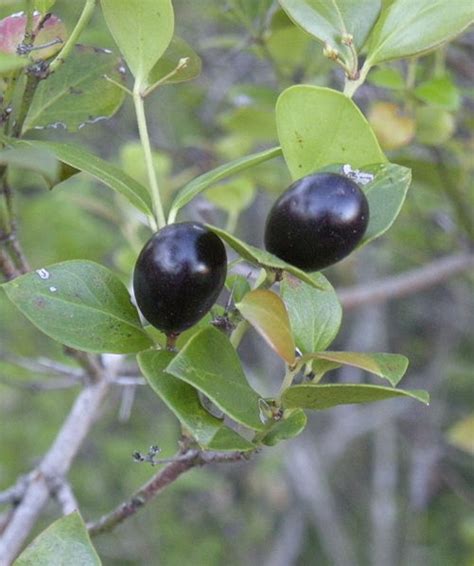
{"left": 237, "top": 289, "right": 296, "bottom": 365}
{"left": 0, "top": 12, "right": 67, "bottom": 60}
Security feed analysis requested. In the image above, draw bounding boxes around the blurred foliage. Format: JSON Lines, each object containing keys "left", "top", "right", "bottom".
{"left": 1, "top": 1, "right": 473, "bottom": 565}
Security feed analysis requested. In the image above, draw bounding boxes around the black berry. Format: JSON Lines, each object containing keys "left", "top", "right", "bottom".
{"left": 133, "top": 222, "right": 227, "bottom": 334}
{"left": 264, "top": 172, "right": 369, "bottom": 272}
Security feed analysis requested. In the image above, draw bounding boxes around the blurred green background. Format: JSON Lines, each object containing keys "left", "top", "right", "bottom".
{"left": 1, "top": 1, "right": 473, "bottom": 565}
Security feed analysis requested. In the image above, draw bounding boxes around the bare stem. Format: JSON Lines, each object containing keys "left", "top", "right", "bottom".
{"left": 133, "top": 82, "right": 166, "bottom": 230}
{"left": 87, "top": 449, "right": 246, "bottom": 537}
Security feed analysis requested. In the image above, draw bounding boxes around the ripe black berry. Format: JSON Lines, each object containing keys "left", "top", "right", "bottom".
{"left": 133, "top": 222, "right": 227, "bottom": 335}
{"left": 264, "top": 172, "right": 369, "bottom": 272}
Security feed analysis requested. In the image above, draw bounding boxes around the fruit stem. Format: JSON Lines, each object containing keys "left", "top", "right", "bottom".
{"left": 133, "top": 81, "right": 167, "bottom": 230}
{"left": 49, "top": 0, "right": 97, "bottom": 73}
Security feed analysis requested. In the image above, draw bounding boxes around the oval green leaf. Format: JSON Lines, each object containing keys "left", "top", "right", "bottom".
{"left": 14, "top": 511, "right": 101, "bottom": 566}
{"left": 279, "top": 0, "right": 381, "bottom": 63}
{"left": 2, "top": 260, "right": 152, "bottom": 354}
{"left": 276, "top": 85, "right": 386, "bottom": 180}
{"left": 149, "top": 35, "right": 202, "bottom": 85}
{"left": 280, "top": 273, "right": 342, "bottom": 354}
{"left": 282, "top": 383, "right": 430, "bottom": 409}
{"left": 138, "top": 350, "right": 255, "bottom": 451}
{"left": 101, "top": 0, "right": 174, "bottom": 84}
{"left": 168, "top": 146, "right": 282, "bottom": 223}
{"left": 365, "top": 0, "right": 474, "bottom": 65}
{"left": 23, "top": 46, "right": 126, "bottom": 133}
{"left": 237, "top": 289, "right": 296, "bottom": 365}
{"left": 359, "top": 162, "right": 411, "bottom": 246}
{"left": 165, "top": 326, "right": 265, "bottom": 431}
{"left": 262, "top": 409, "right": 307, "bottom": 446}
{"left": 302, "top": 351, "right": 409, "bottom": 386}
{"left": 0, "top": 135, "right": 153, "bottom": 216}
{"left": 207, "top": 225, "right": 330, "bottom": 291}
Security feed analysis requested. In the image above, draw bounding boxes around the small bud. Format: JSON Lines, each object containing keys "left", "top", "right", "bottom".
{"left": 323, "top": 43, "right": 339, "bottom": 60}
{"left": 341, "top": 33, "right": 353, "bottom": 46}
{"left": 178, "top": 57, "right": 190, "bottom": 69}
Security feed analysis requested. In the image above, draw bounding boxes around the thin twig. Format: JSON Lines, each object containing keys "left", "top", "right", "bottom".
{"left": 87, "top": 449, "right": 247, "bottom": 537}
{"left": 338, "top": 252, "right": 474, "bottom": 310}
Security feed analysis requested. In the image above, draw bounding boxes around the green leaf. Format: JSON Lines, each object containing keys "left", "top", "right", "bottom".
{"left": 101, "top": 0, "right": 174, "bottom": 83}
{"left": 280, "top": 273, "right": 341, "bottom": 354}
{"left": 225, "top": 274, "right": 251, "bottom": 303}
{"left": 359, "top": 162, "right": 412, "bottom": 246}
{"left": 2, "top": 260, "right": 152, "bottom": 354}
{"left": 207, "top": 225, "right": 330, "bottom": 291}
{"left": 205, "top": 178, "right": 255, "bottom": 213}
{"left": 282, "top": 383, "right": 430, "bottom": 409}
{"left": 368, "top": 67, "right": 405, "bottom": 90}
{"left": 279, "top": 0, "right": 381, "bottom": 64}
{"left": 0, "top": 52, "right": 27, "bottom": 74}
{"left": 138, "top": 350, "right": 255, "bottom": 451}
{"left": 414, "top": 76, "right": 461, "bottom": 111}
{"left": 23, "top": 46, "right": 125, "bottom": 133}
{"left": 415, "top": 106, "right": 455, "bottom": 146}
{"left": 262, "top": 409, "right": 307, "bottom": 446}
{"left": 34, "top": 0, "right": 57, "bottom": 12}
{"left": 14, "top": 511, "right": 101, "bottom": 566}
{"left": 276, "top": 85, "right": 386, "bottom": 180}
{"left": 0, "top": 135, "right": 153, "bottom": 216}
{"left": 365, "top": 0, "right": 474, "bottom": 65}
{"left": 302, "top": 351, "right": 409, "bottom": 386}
{"left": 168, "top": 146, "right": 282, "bottom": 222}
{"left": 149, "top": 35, "right": 202, "bottom": 85}
{"left": 166, "top": 327, "right": 265, "bottom": 431}
{"left": 0, "top": 148, "right": 59, "bottom": 187}
{"left": 237, "top": 289, "right": 296, "bottom": 365}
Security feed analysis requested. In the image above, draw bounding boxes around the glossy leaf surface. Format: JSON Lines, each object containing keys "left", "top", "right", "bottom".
{"left": 237, "top": 290, "right": 296, "bottom": 364}
{"left": 276, "top": 86, "right": 386, "bottom": 180}
{"left": 302, "top": 351, "right": 409, "bottom": 386}
{"left": 2, "top": 261, "right": 152, "bottom": 354}
{"left": 262, "top": 409, "right": 307, "bottom": 446}
{"left": 138, "top": 350, "right": 255, "bottom": 451}
{"left": 280, "top": 274, "right": 341, "bottom": 353}
{"left": 282, "top": 383, "right": 430, "bottom": 409}
{"left": 166, "top": 327, "right": 265, "bottom": 431}
{"left": 207, "top": 225, "right": 330, "bottom": 291}
{"left": 0, "top": 135, "right": 153, "bottom": 216}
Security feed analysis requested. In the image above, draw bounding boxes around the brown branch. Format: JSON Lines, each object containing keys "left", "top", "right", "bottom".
{"left": 0, "top": 247, "right": 18, "bottom": 280}
{"left": 338, "top": 252, "right": 474, "bottom": 310}
{"left": 0, "top": 375, "right": 110, "bottom": 564}
{"left": 87, "top": 449, "right": 247, "bottom": 537}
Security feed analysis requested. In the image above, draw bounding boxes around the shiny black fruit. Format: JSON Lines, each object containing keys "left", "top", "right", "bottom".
{"left": 264, "top": 172, "right": 369, "bottom": 272}
{"left": 133, "top": 222, "right": 227, "bottom": 334}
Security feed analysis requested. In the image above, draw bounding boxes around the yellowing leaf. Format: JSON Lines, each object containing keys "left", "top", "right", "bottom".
{"left": 237, "top": 289, "right": 296, "bottom": 365}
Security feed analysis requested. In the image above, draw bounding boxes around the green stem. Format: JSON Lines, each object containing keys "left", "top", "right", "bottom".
{"left": 24, "top": 0, "right": 35, "bottom": 47}
{"left": 10, "top": 73, "right": 40, "bottom": 137}
{"left": 277, "top": 364, "right": 302, "bottom": 400}
{"left": 133, "top": 82, "right": 166, "bottom": 230}
{"left": 143, "top": 57, "right": 190, "bottom": 98}
{"left": 343, "top": 60, "right": 371, "bottom": 98}
{"left": 49, "top": 0, "right": 97, "bottom": 73}
{"left": 230, "top": 319, "right": 249, "bottom": 349}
